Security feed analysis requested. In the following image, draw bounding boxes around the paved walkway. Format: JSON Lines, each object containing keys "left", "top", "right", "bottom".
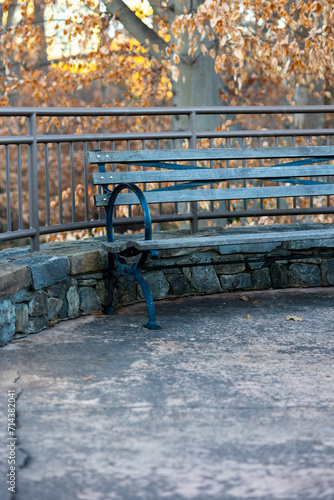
{"left": 1, "top": 288, "right": 334, "bottom": 500}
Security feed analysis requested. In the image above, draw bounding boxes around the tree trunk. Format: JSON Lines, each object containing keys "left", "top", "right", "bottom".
{"left": 291, "top": 3, "right": 324, "bottom": 130}
{"left": 293, "top": 83, "right": 324, "bottom": 129}
{"left": 168, "top": 0, "right": 223, "bottom": 134}
{"left": 172, "top": 55, "right": 223, "bottom": 133}
{"left": 34, "top": 0, "right": 48, "bottom": 70}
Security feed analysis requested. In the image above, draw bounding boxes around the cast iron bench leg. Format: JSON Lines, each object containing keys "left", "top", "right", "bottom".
{"left": 135, "top": 267, "right": 161, "bottom": 330}
{"left": 104, "top": 182, "right": 161, "bottom": 329}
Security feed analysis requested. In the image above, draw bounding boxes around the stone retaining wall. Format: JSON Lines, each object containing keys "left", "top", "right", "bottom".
{"left": 1, "top": 225, "right": 334, "bottom": 346}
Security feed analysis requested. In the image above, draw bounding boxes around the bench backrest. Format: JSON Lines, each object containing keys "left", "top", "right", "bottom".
{"left": 88, "top": 147, "right": 334, "bottom": 210}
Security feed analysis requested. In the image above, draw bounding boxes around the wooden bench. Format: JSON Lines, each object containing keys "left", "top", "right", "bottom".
{"left": 88, "top": 146, "right": 334, "bottom": 329}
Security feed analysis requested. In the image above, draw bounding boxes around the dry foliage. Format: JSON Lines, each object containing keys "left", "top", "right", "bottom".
{"left": 0, "top": 1, "right": 334, "bottom": 242}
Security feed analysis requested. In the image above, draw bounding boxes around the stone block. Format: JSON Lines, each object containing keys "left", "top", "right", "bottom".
{"left": 0, "top": 265, "right": 31, "bottom": 298}
{"left": 15, "top": 304, "right": 29, "bottom": 333}
{"left": 321, "top": 259, "right": 334, "bottom": 285}
{"left": 145, "top": 259, "right": 179, "bottom": 272}
{"left": 47, "top": 298, "right": 63, "bottom": 321}
{"left": 77, "top": 279, "right": 97, "bottom": 286}
{"left": 69, "top": 249, "right": 107, "bottom": 275}
{"left": 177, "top": 259, "right": 192, "bottom": 266}
{"left": 67, "top": 286, "right": 80, "bottom": 318}
{"left": 79, "top": 287, "right": 101, "bottom": 315}
{"left": 220, "top": 273, "right": 252, "bottom": 291}
{"left": 138, "top": 271, "right": 169, "bottom": 300}
{"left": 252, "top": 268, "right": 271, "bottom": 289}
{"left": 3, "top": 247, "right": 30, "bottom": 259}
{"left": 219, "top": 242, "right": 281, "bottom": 255}
{"left": 58, "top": 299, "right": 68, "bottom": 319}
{"left": 214, "top": 254, "right": 245, "bottom": 275}
{"left": 271, "top": 262, "right": 288, "bottom": 288}
{"left": 67, "top": 272, "right": 103, "bottom": 280}
{"left": 182, "top": 267, "right": 191, "bottom": 282}
{"left": 161, "top": 248, "right": 193, "bottom": 258}
{"left": 47, "top": 281, "right": 67, "bottom": 299}
{"left": 114, "top": 277, "right": 137, "bottom": 306}
{"left": 168, "top": 274, "right": 191, "bottom": 296}
{"left": 47, "top": 278, "right": 76, "bottom": 319}
{"left": 284, "top": 238, "right": 334, "bottom": 250}
{"left": 164, "top": 268, "right": 181, "bottom": 277}
{"left": 190, "top": 251, "right": 219, "bottom": 263}
{"left": 95, "top": 281, "right": 109, "bottom": 306}
{"left": 29, "top": 291, "right": 48, "bottom": 317}
{"left": 293, "top": 257, "right": 322, "bottom": 264}
{"left": 191, "top": 266, "right": 222, "bottom": 294}
{"left": 28, "top": 315, "right": 49, "bottom": 334}
{"left": 13, "top": 288, "right": 34, "bottom": 303}
{"left": 247, "top": 258, "right": 265, "bottom": 270}
{"left": 0, "top": 299, "right": 15, "bottom": 346}
{"left": 22, "top": 256, "right": 70, "bottom": 290}
{"left": 289, "top": 263, "right": 321, "bottom": 287}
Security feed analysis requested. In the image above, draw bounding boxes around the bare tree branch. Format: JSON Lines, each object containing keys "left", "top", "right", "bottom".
{"left": 6, "top": 1, "right": 18, "bottom": 30}
{"left": 103, "top": 0, "right": 168, "bottom": 61}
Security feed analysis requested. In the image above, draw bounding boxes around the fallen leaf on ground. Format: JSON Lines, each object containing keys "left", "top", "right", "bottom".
{"left": 286, "top": 315, "right": 304, "bottom": 322}
{"left": 239, "top": 295, "right": 250, "bottom": 302}
{"left": 244, "top": 314, "right": 251, "bottom": 319}
{"left": 82, "top": 377, "right": 94, "bottom": 380}
{"left": 251, "top": 300, "right": 260, "bottom": 304}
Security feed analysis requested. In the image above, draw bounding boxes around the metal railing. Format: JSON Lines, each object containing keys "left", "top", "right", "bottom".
{"left": 1, "top": 105, "right": 334, "bottom": 251}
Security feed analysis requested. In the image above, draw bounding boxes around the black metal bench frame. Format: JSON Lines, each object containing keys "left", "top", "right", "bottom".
{"left": 88, "top": 146, "right": 334, "bottom": 330}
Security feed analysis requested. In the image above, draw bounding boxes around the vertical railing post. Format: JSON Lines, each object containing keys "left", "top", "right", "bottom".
{"left": 188, "top": 111, "right": 198, "bottom": 234}
{"left": 27, "top": 112, "right": 40, "bottom": 251}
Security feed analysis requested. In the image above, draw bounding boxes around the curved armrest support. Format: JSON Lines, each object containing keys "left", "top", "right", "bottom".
{"left": 105, "top": 183, "right": 152, "bottom": 243}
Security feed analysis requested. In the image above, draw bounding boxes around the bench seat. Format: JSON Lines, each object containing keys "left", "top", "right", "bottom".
{"left": 103, "top": 224, "right": 334, "bottom": 253}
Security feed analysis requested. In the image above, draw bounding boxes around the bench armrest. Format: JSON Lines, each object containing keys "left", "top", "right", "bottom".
{"left": 105, "top": 183, "right": 152, "bottom": 243}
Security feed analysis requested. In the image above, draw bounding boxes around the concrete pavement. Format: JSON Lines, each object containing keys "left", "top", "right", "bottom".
{"left": 1, "top": 288, "right": 334, "bottom": 500}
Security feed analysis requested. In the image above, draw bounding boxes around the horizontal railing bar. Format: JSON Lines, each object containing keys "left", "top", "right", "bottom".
{"left": 0, "top": 228, "right": 36, "bottom": 241}
{"left": 1, "top": 106, "right": 334, "bottom": 117}
{"left": 197, "top": 128, "right": 334, "bottom": 139}
{"left": 38, "top": 213, "right": 195, "bottom": 234}
{"left": 37, "top": 129, "right": 334, "bottom": 145}
{"left": 3, "top": 206, "right": 334, "bottom": 241}
{"left": 113, "top": 213, "right": 194, "bottom": 224}
{"left": 38, "top": 207, "right": 334, "bottom": 234}
{"left": 0, "top": 135, "right": 34, "bottom": 145}
{"left": 36, "top": 131, "right": 192, "bottom": 144}
{"left": 38, "top": 221, "right": 105, "bottom": 234}
{"left": 188, "top": 106, "right": 334, "bottom": 115}
{"left": 1, "top": 128, "right": 333, "bottom": 146}
{"left": 198, "top": 207, "right": 334, "bottom": 219}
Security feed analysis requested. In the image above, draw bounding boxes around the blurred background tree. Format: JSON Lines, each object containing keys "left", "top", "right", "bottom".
{"left": 0, "top": 0, "right": 333, "bottom": 128}
{"left": 0, "top": 0, "right": 334, "bottom": 240}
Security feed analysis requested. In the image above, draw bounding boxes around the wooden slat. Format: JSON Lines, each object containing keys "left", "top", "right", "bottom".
{"left": 88, "top": 146, "right": 334, "bottom": 165}
{"left": 94, "top": 183, "right": 334, "bottom": 207}
{"left": 92, "top": 164, "right": 334, "bottom": 185}
{"left": 103, "top": 226, "right": 334, "bottom": 253}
